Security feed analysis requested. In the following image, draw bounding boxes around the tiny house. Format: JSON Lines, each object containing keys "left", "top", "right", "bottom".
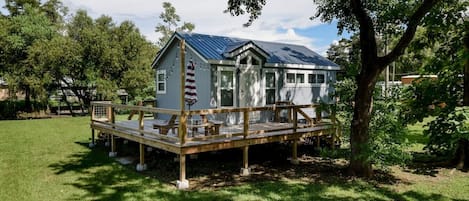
{"left": 152, "top": 32, "right": 339, "bottom": 122}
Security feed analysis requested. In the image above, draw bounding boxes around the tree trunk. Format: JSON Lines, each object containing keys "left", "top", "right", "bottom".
{"left": 349, "top": 71, "right": 378, "bottom": 177}
{"left": 24, "top": 86, "right": 32, "bottom": 113}
{"left": 60, "top": 88, "right": 75, "bottom": 116}
{"left": 455, "top": 28, "right": 469, "bottom": 170}
{"left": 464, "top": 30, "right": 469, "bottom": 106}
{"left": 454, "top": 139, "right": 469, "bottom": 170}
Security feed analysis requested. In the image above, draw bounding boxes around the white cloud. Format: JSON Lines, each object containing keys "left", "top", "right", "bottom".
{"left": 0, "top": 0, "right": 340, "bottom": 54}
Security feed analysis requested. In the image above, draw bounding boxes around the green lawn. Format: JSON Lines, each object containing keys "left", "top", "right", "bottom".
{"left": 0, "top": 117, "right": 468, "bottom": 201}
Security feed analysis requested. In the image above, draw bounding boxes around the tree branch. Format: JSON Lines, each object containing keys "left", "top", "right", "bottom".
{"left": 378, "top": 0, "right": 440, "bottom": 67}
{"left": 350, "top": 0, "right": 378, "bottom": 73}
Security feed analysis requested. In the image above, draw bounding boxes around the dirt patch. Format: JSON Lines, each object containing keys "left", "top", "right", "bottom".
{"left": 103, "top": 140, "right": 469, "bottom": 190}
{"left": 114, "top": 142, "right": 397, "bottom": 190}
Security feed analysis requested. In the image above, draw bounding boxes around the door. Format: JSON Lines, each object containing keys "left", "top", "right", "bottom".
{"left": 239, "top": 67, "right": 262, "bottom": 122}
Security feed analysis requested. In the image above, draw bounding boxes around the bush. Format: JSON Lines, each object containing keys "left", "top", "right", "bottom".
{"left": 330, "top": 78, "right": 411, "bottom": 170}
{"left": 0, "top": 100, "right": 48, "bottom": 120}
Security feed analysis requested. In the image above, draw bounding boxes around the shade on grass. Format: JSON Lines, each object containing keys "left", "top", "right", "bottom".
{"left": 0, "top": 117, "right": 468, "bottom": 201}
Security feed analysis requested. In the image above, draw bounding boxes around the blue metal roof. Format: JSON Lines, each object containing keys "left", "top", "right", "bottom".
{"left": 176, "top": 32, "right": 338, "bottom": 67}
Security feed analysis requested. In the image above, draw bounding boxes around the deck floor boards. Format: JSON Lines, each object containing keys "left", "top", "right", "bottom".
{"left": 91, "top": 119, "right": 335, "bottom": 154}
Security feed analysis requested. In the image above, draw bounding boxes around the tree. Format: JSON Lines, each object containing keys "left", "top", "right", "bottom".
{"left": 155, "top": 2, "right": 195, "bottom": 48}
{"left": 326, "top": 34, "right": 360, "bottom": 80}
{"left": 225, "top": 0, "right": 454, "bottom": 177}
{"left": 1, "top": 4, "right": 56, "bottom": 112}
{"left": 4, "top": 0, "right": 40, "bottom": 16}
{"left": 63, "top": 10, "right": 157, "bottom": 104}
{"left": 117, "top": 21, "right": 157, "bottom": 99}
{"left": 402, "top": 7, "right": 469, "bottom": 169}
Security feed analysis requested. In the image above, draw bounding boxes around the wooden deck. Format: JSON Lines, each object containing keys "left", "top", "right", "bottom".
{"left": 89, "top": 102, "right": 341, "bottom": 189}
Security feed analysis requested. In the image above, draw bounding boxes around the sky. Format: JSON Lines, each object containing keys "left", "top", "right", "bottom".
{"left": 1, "top": 0, "right": 350, "bottom": 55}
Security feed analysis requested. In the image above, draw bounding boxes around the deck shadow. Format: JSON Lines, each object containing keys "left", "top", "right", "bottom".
{"left": 47, "top": 141, "right": 465, "bottom": 201}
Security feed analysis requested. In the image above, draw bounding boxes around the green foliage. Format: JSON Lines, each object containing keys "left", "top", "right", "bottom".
{"left": 332, "top": 78, "right": 411, "bottom": 169}
{"left": 2, "top": 117, "right": 469, "bottom": 200}
{"left": 1, "top": 4, "right": 57, "bottom": 103}
{"left": 424, "top": 108, "right": 469, "bottom": 156}
{"left": 225, "top": 0, "right": 266, "bottom": 27}
{"left": 327, "top": 35, "right": 361, "bottom": 80}
{"left": 155, "top": 2, "right": 195, "bottom": 48}
{"left": 0, "top": 100, "right": 47, "bottom": 119}
{"left": 401, "top": 0, "right": 468, "bottom": 161}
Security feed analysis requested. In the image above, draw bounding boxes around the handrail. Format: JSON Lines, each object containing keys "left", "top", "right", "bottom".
{"left": 90, "top": 101, "right": 337, "bottom": 146}
{"left": 91, "top": 102, "right": 180, "bottom": 115}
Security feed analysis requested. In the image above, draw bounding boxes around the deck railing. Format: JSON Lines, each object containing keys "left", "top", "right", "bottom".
{"left": 90, "top": 101, "right": 339, "bottom": 146}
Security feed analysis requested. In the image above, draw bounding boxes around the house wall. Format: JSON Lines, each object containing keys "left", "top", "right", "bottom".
{"left": 277, "top": 69, "right": 336, "bottom": 104}
{"left": 277, "top": 69, "right": 336, "bottom": 118}
{"left": 155, "top": 39, "right": 212, "bottom": 119}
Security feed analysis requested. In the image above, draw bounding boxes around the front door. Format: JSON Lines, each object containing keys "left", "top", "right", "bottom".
{"left": 239, "top": 67, "right": 262, "bottom": 122}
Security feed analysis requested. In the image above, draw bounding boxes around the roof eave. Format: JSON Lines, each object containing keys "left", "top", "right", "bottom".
{"left": 151, "top": 32, "right": 209, "bottom": 68}
{"left": 151, "top": 32, "right": 180, "bottom": 68}
{"left": 223, "top": 41, "right": 270, "bottom": 59}
{"left": 264, "top": 63, "right": 341, "bottom": 70}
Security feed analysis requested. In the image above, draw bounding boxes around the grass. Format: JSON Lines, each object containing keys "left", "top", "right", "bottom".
{"left": 0, "top": 117, "right": 468, "bottom": 201}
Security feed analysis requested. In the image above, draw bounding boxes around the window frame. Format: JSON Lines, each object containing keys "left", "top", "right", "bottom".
{"left": 217, "top": 67, "right": 236, "bottom": 107}
{"left": 286, "top": 73, "right": 296, "bottom": 84}
{"left": 156, "top": 70, "right": 166, "bottom": 94}
{"left": 307, "top": 71, "right": 327, "bottom": 86}
{"left": 264, "top": 70, "right": 277, "bottom": 105}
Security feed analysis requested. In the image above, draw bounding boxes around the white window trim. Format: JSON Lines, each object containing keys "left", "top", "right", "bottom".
{"left": 264, "top": 69, "right": 278, "bottom": 105}
{"left": 236, "top": 51, "right": 262, "bottom": 69}
{"left": 156, "top": 70, "right": 166, "bottom": 94}
{"left": 307, "top": 71, "right": 328, "bottom": 87}
{"left": 285, "top": 70, "right": 309, "bottom": 87}
{"left": 217, "top": 66, "right": 236, "bottom": 108}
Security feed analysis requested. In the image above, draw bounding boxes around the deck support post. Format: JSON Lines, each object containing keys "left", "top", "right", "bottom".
{"left": 89, "top": 105, "right": 96, "bottom": 148}
{"left": 136, "top": 143, "right": 147, "bottom": 171}
{"left": 108, "top": 134, "right": 117, "bottom": 157}
{"left": 240, "top": 146, "right": 250, "bottom": 176}
{"left": 316, "top": 136, "right": 321, "bottom": 149}
{"left": 177, "top": 154, "right": 189, "bottom": 189}
{"left": 105, "top": 134, "right": 110, "bottom": 147}
{"left": 291, "top": 139, "right": 299, "bottom": 165}
{"left": 89, "top": 129, "right": 95, "bottom": 148}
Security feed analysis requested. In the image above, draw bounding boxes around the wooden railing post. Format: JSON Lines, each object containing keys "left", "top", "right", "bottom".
{"left": 110, "top": 107, "right": 115, "bottom": 124}
{"left": 274, "top": 104, "right": 280, "bottom": 122}
{"left": 91, "top": 103, "right": 95, "bottom": 120}
{"left": 138, "top": 110, "right": 144, "bottom": 136}
{"left": 293, "top": 107, "right": 298, "bottom": 132}
{"left": 89, "top": 103, "right": 96, "bottom": 148}
{"left": 179, "top": 111, "right": 187, "bottom": 145}
{"left": 243, "top": 110, "right": 249, "bottom": 138}
{"left": 331, "top": 109, "right": 336, "bottom": 149}
{"left": 315, "top": 107, "right": 322, "bottom": 123}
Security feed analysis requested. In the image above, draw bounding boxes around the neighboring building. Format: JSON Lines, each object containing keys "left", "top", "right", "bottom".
{"left": 0, "top": 78, "right": 25, "bottom": 101}
{"left": 152, "top": 32, "right": 340, "bottom": 121}
{"left": 401, "top": 75, "right": 438, "bottom": 85}
{"left": 0, "top": 78, "right": 8, "bottom": 100}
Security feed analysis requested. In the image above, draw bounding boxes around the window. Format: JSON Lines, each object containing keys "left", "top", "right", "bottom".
{"left": 308, "top": 74, "right": 316, "bottom": 83}
{"left": 252, "top": 59, "right": 259, "bottom": 65}
{"left": 220, "top": 70, "right": 234, "bottom": 107}
{"left": 296, "top": 74, "right": 305, "bottom": 83}
{"left": 286, "top": 73, "right": 296, "bottom": 83}
{"left": 240, "top": 57, "right": 248, "bottom": 64}
{"left": 308, "top": 73, "right": 326, "bottom": 84}
{"left": 156, "top": 70, "right": 166, "bottom": 94}
{"left": 317, "top": 74, "right": 325, "bottom": 83}
{"left": 265, "top": 72, "right": 276, "bottom": 105}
